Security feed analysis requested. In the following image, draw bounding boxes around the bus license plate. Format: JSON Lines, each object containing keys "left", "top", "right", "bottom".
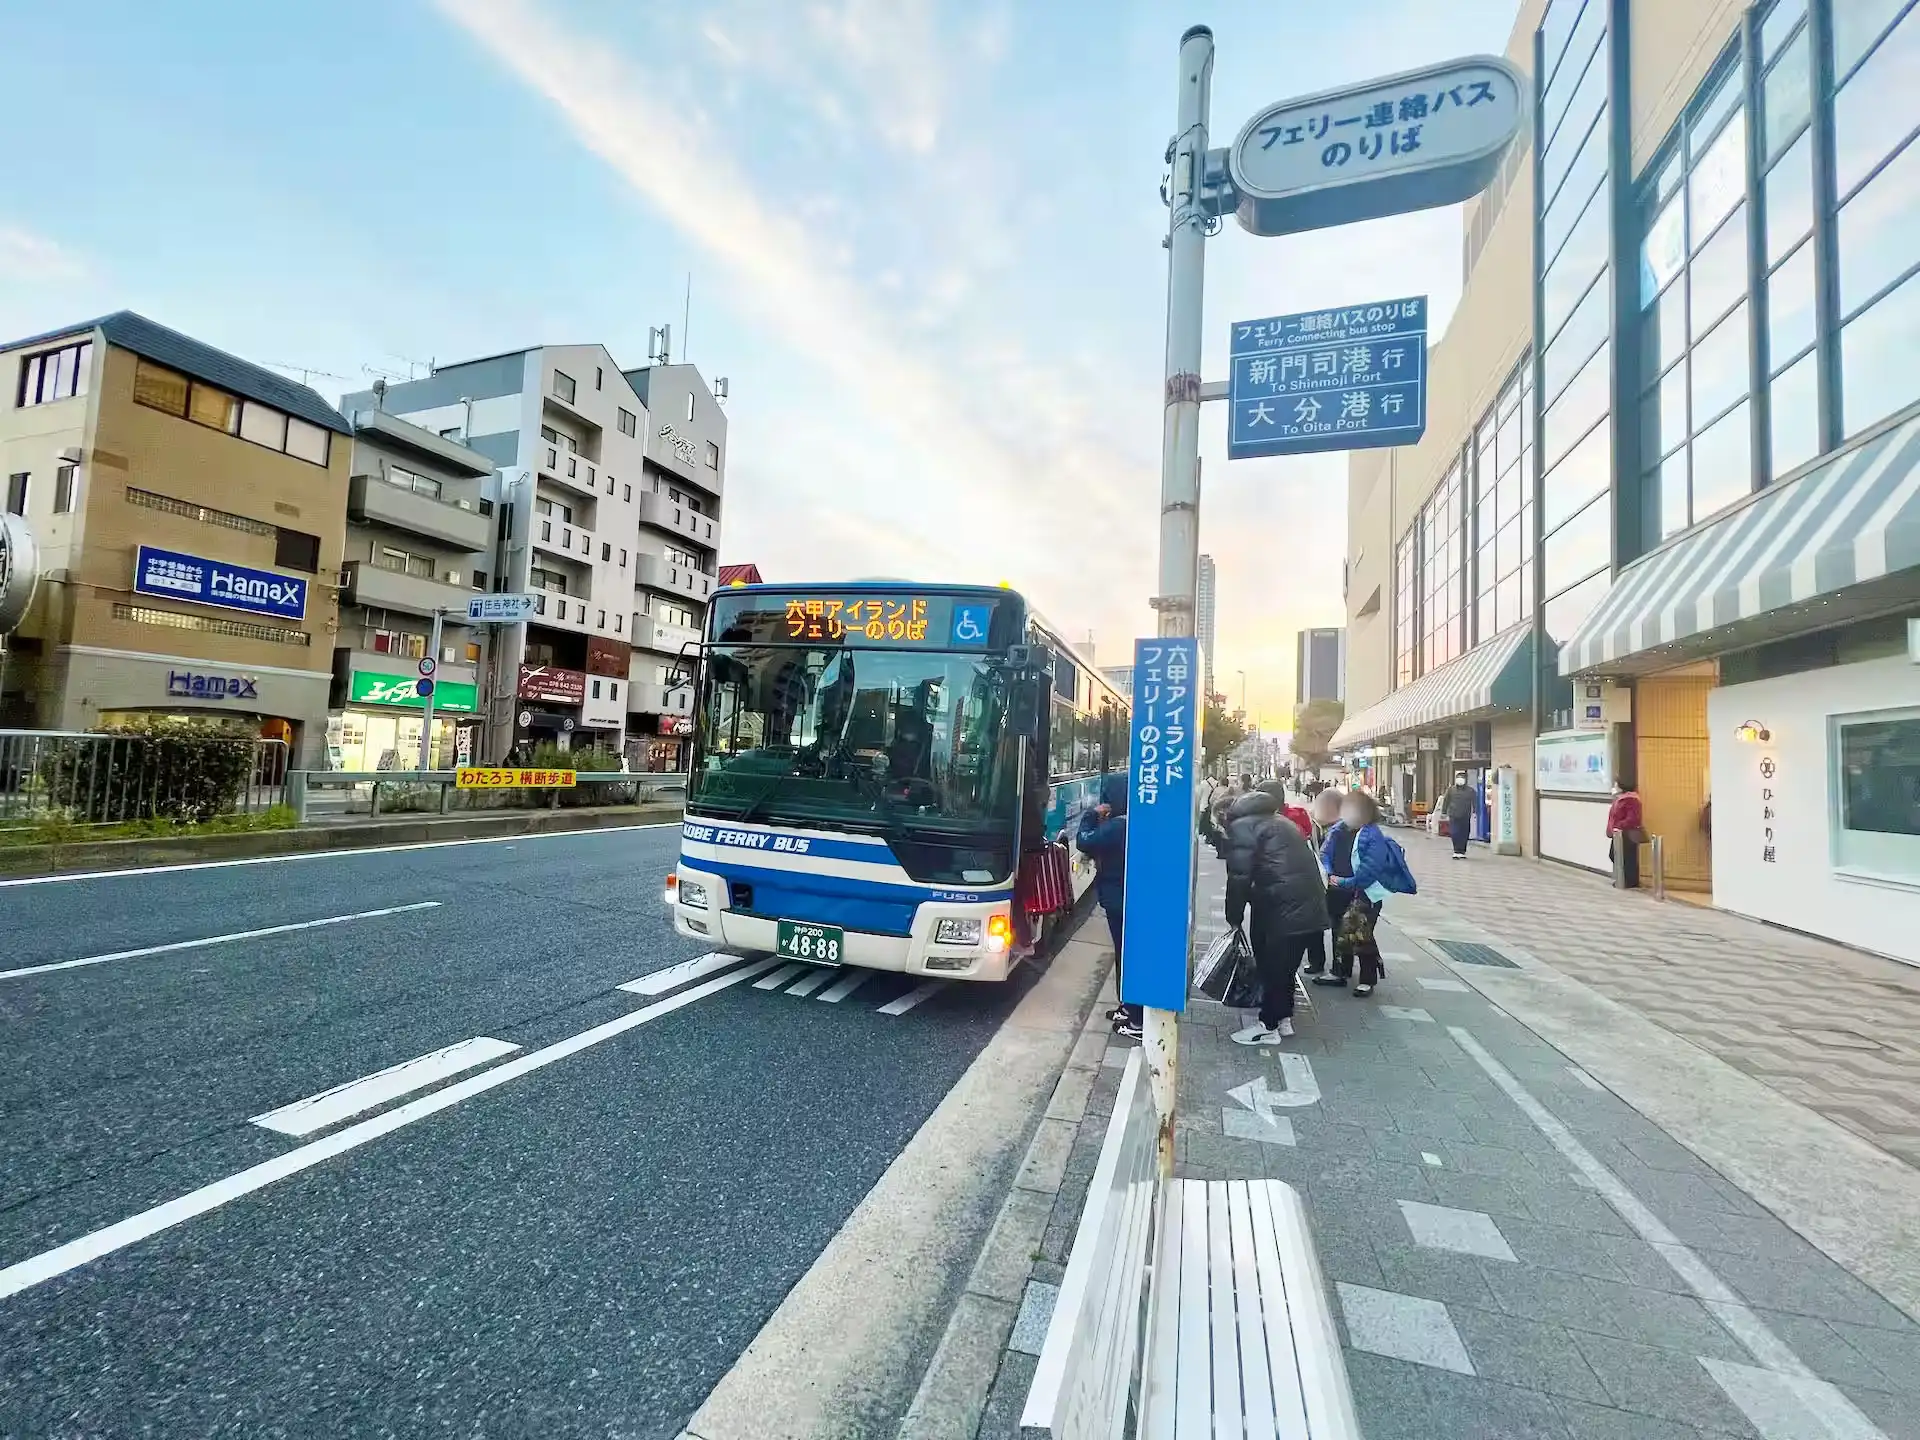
{"left": 777, "top": 920, "right": 844, "bottom": 967}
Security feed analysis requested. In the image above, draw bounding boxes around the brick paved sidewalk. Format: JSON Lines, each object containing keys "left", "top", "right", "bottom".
{"left": 1390, "top": 831, "right": 1920, "bottom": 1169}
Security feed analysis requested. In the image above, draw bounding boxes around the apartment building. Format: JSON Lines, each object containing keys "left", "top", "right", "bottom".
{"left": 1197, "top": 553, "right": 1218, "bottom": 703}
{"left": 329, "top": 408, "right": 498, "bottom": 770}
{"left": 0, "top": 313, "right": 349, "bottom": 763}
{"left": 1338, "top": 0, "right": 1920, "bottom": 963}
{"left": 1296, "top": 627, "right": 1347, "bottom": 705}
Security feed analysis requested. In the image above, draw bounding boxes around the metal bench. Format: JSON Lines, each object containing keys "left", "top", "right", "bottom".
{"left": 1021, "top": 1050, "right": 1359, "bottom": 1439}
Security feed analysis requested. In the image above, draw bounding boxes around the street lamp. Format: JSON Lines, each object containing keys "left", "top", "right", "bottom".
{"left": 1236, "top": 669, "right": 1246, "bottom": 716}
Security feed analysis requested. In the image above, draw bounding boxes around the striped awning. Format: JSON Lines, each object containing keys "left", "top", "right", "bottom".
{"left": 1561, "top": 412, "right": 1920, "bottom": 675}
{"left": 1330, "top": 624, "right": 1533, "bottom": 751}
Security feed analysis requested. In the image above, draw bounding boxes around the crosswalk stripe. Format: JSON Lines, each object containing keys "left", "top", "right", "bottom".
{"left": 878, "top": 980, "right": 945, "bottom": 1016}
{"left": 817, "top": 970, "right": 875, "bottom": 1003}
{"left": 785, "top": 967, "right": 835, "bottom": 997}
{"left": 619, "top": 952, "right": 750, "bottom": 996}
{"left": 753, "top": 963, "right": 807, "bottom": 990}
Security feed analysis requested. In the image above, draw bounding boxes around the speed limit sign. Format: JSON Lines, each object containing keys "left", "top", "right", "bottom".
{"left": 418, "top": 656, "right": 437, "bottom": 677}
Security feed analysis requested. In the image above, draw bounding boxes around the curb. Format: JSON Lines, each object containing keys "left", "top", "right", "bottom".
{"left": 0, "top": 804, "right": 684, "bottom": 876}
{"left": 895, "top": 954, "right": 1118, "bottom": 1440}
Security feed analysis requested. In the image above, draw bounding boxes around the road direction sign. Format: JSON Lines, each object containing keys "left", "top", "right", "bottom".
{"left": 418, "top": 656, "right": 437, "bottom": 677}
{"left": 467, "top": 593, "right": 539, "bottom": 624}
{"left": 415, "top": 678, "right": 435, "bottom": 698}
{"left": 1228, "top": 296, "right": 1427, "bottom": 459}
{"left": 1120, "top": 636, "right": 1198, "bottom": 1012}
{"left": 1229, "top": 54, "right": 1526, "bottom": 236}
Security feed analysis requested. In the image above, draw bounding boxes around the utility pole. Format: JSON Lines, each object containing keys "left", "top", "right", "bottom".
{"left": 1145, "top": 23, "right": 1213, "bottom": 1180}
{"left": 418, "top": 608, "right": 446, "bottom": 770}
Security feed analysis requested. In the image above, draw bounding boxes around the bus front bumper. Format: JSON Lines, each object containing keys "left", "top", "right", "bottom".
{"left": 668, "top": 866, "right": 1018, "bottom": 982}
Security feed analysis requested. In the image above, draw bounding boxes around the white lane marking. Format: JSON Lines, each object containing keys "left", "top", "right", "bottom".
{"left": 1701, "top": 1357, "right": 1888, "bottom": 1440}
{"left": 0, "top": 902, "right": 444, "bottom": 981}
{"left": 618, "top": 951, "right": 748, "bottom": 996}
{"left": 250, "top": 1037, "right": 520, "bottom": 1137}
{"left": 753, "top": 962, "right": 807, "bottom": 990}
{"left": 1417, "top": 978, "right": 1471, "bottom": 993}
{"left": 817, "top": 970, "right": 876, "bottom": 1004}
{"left": 1451, "top": 1026, "right": 1891, "bottom": 1436}
{"left": 0, "top": 953, "right": 786, "bottom": 1302}
{"left": 877, "top": 980, "right": 945, "bottom": 1016}
{"left": 784, "top": 967, "right": 834, "bottom": 997}
{"left": 1422, "top": 1152, "right": 1444, "bottom": 1168}
{"left": 0, "top": 822, "right": 680, "bottom": 889}
{"left": 1567, "top": 1065, "right": 1606, "bottom": 1091}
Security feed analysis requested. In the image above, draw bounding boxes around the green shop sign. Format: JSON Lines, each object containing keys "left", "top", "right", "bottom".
{"left": 349, "top": 670, "right": 478, "bottom": 712}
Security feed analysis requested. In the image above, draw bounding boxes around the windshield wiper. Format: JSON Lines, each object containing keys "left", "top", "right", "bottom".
{"left": 733, "top": 766, "right": 799, "bottom": 825}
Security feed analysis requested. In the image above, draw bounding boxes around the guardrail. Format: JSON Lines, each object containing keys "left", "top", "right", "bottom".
{"left": 1, "top": 729, "right": 288, "bottom": 827}
{"left": 287, "top": 770, "right": 685, "bottom": 822}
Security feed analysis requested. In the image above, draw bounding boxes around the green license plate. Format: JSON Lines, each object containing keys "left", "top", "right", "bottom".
{"left": 776, "top": 920, "right": 845, "bottom": 966}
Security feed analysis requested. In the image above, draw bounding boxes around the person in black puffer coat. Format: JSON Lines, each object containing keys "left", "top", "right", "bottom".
{"left": 1214, "top": 781, "right": 1329, "bottom": 1044}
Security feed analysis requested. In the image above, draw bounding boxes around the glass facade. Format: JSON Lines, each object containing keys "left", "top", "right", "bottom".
{"left": 1473, "top": 361, "right": 1536, "bottom": 643}
{"left": 1538, "top": 0, "right": 1614, "bottom": 728}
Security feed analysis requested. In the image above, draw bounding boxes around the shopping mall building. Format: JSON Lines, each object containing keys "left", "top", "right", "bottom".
{"left": 1335, "top": 0, "right": 1920, "bottom": 964}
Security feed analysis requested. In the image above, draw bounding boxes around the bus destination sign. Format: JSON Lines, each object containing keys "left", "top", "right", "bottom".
{"left": 710, "top": 590, "right": 1002, "bottom": 651}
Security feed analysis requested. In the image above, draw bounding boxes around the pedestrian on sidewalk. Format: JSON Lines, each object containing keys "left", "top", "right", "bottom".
{"left": 1217, "top": 781, "right": 1327, "bottom": 1046}
{"left": 1326, "top": 790, "right": 1417, "bottom": 997}
{"left": 1442, "top": 772, "right": 1477, "bottom": 859}
{"left": 1606, "top": 775, "right": 1645, "bottom": 889}
{"left": 1076, "top": 772, "right": 1139, "bottom": 1038}
{"left": 1305, "top": 789, "right": 1347, "bottom": 979}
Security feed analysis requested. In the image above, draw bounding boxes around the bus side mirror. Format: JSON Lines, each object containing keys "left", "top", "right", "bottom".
{"left": 1007, "top": 676, "right": 1044, "bottom": 739}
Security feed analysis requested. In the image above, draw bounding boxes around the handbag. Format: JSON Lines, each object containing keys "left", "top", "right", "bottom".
{"left": 1021, "top": 842, "right": 1073, "bottom": 915}
{"left": 1197, "top": 925, "right": 1262, "bottom": 1010}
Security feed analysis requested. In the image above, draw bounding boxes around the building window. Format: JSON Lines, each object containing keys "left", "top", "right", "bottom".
{"left": 132, "top": 358, "right": 190, "bottom": 417}
{"left": 371, "top": 628, "right": 427, "bottom": 658}
{"left": 661, "top": 600, "right": 696, "bottom": 630}
{"left": 623, "top": 484, "right": 632, "bottom": 502}
{"left": 113, "top": 602, "right": 310, "bottom": 646}
{"left": 466, "top": 642, "right": 481, "bottom": 662}
{"left": 1833, "top": 708, "right": 1920, "bottom": 879}
{"left": 188, "top": 382, "right": 240, "bottom": 434}
{"left": 592, "top": 679, "right": 603, "bottom": 699}
{"left": 473, "top": 570, "right": 489, "bottom": 591}
{"left": 576, "top": 602, "right": 586, "bottom": 623}
{"left": 686, "top": 392, "right": 696, "bottom": 422}
{"left": 619, "top": 549, "right": 628, "bottom": 566}
{"left": 595, "top": 366, "right": 604, "bottom": 391}
{"left": 238, "top": 400, "right": 288, "bottom": 452}
{"left": 553, "top": 370, "right": 577, "bottom": 404}
{"left": 666, "top": 544, "right": 698, "bottom": 568}
{"left": 285, "top": 417, "right": 330, "bottom": 466}
{"left": 1472, "top": 358, "right": 1536, "bottom": 642}
{"left": 602, "top": 542, "right": 612, "bottom": 561}
{"left": 5, "top": 472, "right": 26, "bottom": 515}
{"left": 125, "top": 485, "right": 275, "bottom": 536}
{"left": 611, "top": 681, "right": 620, "bottom": 702}
{"left": 618, "top": 407, "right": 637, "bottom": 437}
{"left": 53, "top": 464, "right": 76, "bottom": 514}
{"left": 615, "top": 613, "right": 623, "bottom": 633}
{"left": 275, "top": 528, "right": 321, "bottom": 573}
{"left": 532, "top": 567, "right": 568, "bottom": 595}
{"left": 541, "top": 425, "right": 559, "bottom": 443}
{"left": 16, "top": 340, "right": 92, "bottom": 407}
{"left": 597, "top": 609, "right": 607, "bottom": 628}
{"left": 706, "top": 440, "right": 719, "bottom": 469}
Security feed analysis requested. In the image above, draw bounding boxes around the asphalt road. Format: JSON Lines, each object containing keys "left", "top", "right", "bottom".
{"left": 0, "top": 825, "right": 1042, "bottom": 1437}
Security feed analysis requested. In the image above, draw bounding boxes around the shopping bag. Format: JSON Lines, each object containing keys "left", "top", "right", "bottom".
{"left": 1021, "top": 842, "right": 1073, "bottom": 915}
{"left": 1195, "top": 926, "right": 1241, "bottom": 998}
{"left": 1223, "top": 949, "right": 1264, "bottom": 1010}
{"left": 1197, "top": 926, "right": 1260, "bottom": 1007}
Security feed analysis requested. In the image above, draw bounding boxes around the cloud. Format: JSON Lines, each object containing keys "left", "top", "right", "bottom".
{"left": 0, "top": 226, "right": 85, "bottom": 283}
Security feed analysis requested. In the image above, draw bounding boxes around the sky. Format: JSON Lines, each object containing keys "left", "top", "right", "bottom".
{"left": 0, "top": 0, "right": 1520, "bottom": 728}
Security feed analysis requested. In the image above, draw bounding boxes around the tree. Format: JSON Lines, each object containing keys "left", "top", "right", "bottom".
{"left": 1204, "top": 701, "right": 1248, "bottom": 765}
{"left": 1290, "top": 698, "right": 1346, "bottom": 769}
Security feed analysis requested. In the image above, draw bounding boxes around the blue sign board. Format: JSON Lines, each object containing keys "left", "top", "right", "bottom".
{"left": 1227, "top": 296, "right": 1428, "bottom": 461}
{"left": 950, "top": 602, "right": 992, "bottom": 647}
{"left": 1119, "top": 636, "right": 1198, "bottom": 1012}
{"left": 133, "top": 545, "right": 308, "bottom": 622}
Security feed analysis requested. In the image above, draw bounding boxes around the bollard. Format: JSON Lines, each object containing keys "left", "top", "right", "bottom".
{"left": 370, "top": 781, "right": 381, "bottom": 818}
{"left": 1651, "top": 834, "right": 1666, "bottom": 901}
{"left": 439, "top": 781, "right": 451, "bottom": 816}
{"left": 288, "top": 770, "right": 309, "bottom": 824}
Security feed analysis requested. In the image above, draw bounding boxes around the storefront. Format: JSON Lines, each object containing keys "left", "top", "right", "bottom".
{"left": 637, "top": 713, "right": 692, "bottom": 773}
{"left": 1534, "top": 729, "right": 1613, "bottom": 873}
{"left": 516, "top": 664, "right": 588, "bottom": 753}
{"left": 331, "top": 667, "right": 479, "bottom": 771}
{"left": 57, "top": 646, "right": 331, "bottom": 768}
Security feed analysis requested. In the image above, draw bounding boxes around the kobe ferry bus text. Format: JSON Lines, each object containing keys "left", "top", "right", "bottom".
{"left": 666, "top": 582, "right": 1130, "bottom": 981}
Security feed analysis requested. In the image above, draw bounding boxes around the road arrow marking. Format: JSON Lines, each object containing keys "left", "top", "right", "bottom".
{"left": 1225, "top": 1053, "right": 1322, "bottom": 1114}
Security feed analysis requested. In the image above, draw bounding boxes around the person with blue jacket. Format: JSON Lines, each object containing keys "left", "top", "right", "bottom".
{"left": 1320, "top": 790, "right": 1415, "bottom": 996}
{"left": 1077, "top": 772, "right": 1138, "bottom": 1038}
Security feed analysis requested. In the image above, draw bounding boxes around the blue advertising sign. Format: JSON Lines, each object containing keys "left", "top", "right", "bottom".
{"left": 1119, "top": 636, "right": 1198, "bottom": 1012}
{"left": 1227, "top": 296, "right": 1428, "bottom": 461}
{"left": 133, "top": 545, "right": 309, "bottom": 622}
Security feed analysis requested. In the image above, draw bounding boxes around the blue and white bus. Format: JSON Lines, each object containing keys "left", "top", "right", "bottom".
{"left": 666, "top": 581, "right": 1129, "bottom": 981}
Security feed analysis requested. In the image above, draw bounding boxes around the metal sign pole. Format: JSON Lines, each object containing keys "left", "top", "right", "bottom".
{"left": 1145, "top": 23, "right": 1213, "bottom": 1181}
{"left": 418, "top": 609, "right": 445, "bottom": 770}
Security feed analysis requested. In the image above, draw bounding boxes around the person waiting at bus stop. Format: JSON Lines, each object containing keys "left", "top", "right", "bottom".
{"left": 1214, "top": 780, "right": 1327, "bottom": 1045}
{"left": 1076, "top": 772, "right": 1139, "bottom": 1039}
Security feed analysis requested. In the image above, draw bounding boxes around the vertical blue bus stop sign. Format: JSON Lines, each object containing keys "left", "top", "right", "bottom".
{"left": 1119, "top": 636, "right": 1199, "bottom": 1012}
{"left": 1228, "top": 296, "right": 1428, "bottom": 461}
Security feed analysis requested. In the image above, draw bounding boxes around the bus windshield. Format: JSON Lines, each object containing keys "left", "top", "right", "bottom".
{"left": 689, "top": 643, "right": 1021, "bottom": 840}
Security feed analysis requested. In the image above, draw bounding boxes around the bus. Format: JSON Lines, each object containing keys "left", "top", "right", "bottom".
{"left": 666, "top": 581, "right": 1130, "bottom": 981}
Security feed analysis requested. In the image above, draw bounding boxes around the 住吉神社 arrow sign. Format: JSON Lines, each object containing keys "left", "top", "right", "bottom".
{"left": 468, "top": 593, "right": 539, "bottom": 623}
{"left": 1228, "top": 54, "right": 1526, "bottom": 237}
{"left": 1229, "top": 296, "right": 1427, "bottom": 460}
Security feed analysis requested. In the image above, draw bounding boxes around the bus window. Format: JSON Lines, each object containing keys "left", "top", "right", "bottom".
{"left": 1050, "top": 697, "right": 1074, "bottom": 778}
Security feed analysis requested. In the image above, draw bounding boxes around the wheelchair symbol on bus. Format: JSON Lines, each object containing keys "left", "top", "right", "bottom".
{"left": 951, "top": 604, "right": 990, "bottom": 646}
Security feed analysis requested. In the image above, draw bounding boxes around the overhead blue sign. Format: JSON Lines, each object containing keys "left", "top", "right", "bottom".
{"left": 1227, "top": 296, "right": 1428, "bottom": 461}
{"left": 1120, "top": 635, "right": 1198, "bottom": 1012}
{"left": 133, "top": 545, "right": 308, "bottom": 622}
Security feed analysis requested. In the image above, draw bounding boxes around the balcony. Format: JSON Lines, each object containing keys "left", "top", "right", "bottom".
{"left": 626, "top": 680, "right": 694, "bottom": 716}
{"left": 632, "top": 614, "right": 701, "bottom": 657}
{"left": 536, "top": 444, "right": 604, "bottom": 500}
{"left": 348, "top": 473, "right": 491, "bottom": 552}
{"left": 342, "top": 560, "right": 477, "bottom": 619}
{"left": 529, "top": 590, "right": 590, "bottom": 628}
{"left": 634, "top": 552, "right": 714, "bottom": 600}
{"left": 532, "top": 519, "right": 597, "bottom": 566}
{"left": 637, "top": 491, "right": 718, "bottom": 547}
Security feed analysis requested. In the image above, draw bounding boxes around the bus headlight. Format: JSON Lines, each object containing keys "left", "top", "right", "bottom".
{"left": 678, "top": 878, "right": 710, "bottom": 909}
{"left": 986, "top": 914, "right": 1013, "bottom": 951}
{"left": 934, "top": 917, "right": 982, "bottom": 946}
